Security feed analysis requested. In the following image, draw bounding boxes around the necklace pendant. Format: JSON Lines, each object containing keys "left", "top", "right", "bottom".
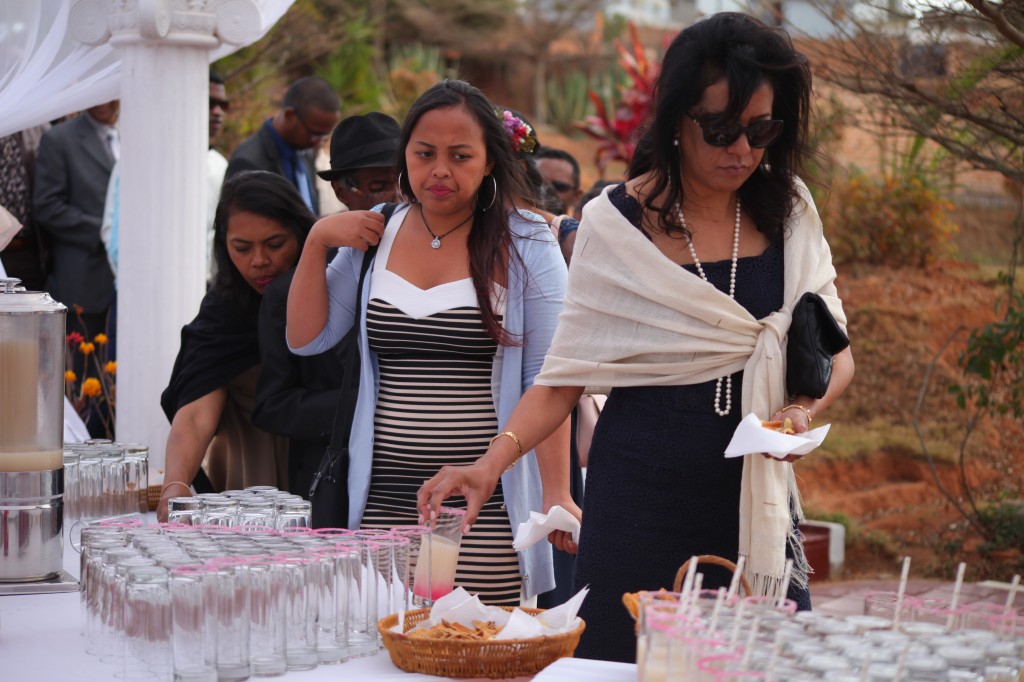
{"left": 431, "top": 237, "right": 441, "bottom": 249}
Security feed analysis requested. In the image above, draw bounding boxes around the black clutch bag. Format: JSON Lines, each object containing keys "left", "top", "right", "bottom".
{"left": 786, "top": 292, "right": 850, "bottom": 399}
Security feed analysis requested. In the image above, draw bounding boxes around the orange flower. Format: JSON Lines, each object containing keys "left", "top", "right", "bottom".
{"left": 93, "top": 333, "right": 108, "bottom": 346}
{"left": 81, "top": 378, "right": 102, "bottom": 398}
{"left": 104, "top": 361, "right": 117, "bottom": 375}
{"left": 64, "top": 370, "right": 77, "bottom": 383}
{"left": 72, "top": 304, "right": 84, "bottom": 314}
{"left": 79, "top": 341, "right": 95, "bottom": 356}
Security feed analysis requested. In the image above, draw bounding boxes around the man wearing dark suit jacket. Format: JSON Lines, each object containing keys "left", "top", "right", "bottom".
{"left": 33, "top": 102, "right": 119, "bottom": 343}
{"left": 225, "top": 76, "right": 340, "bottom": 216}
{"left": 252, "top": 113, "right": 400, "bottom": 508}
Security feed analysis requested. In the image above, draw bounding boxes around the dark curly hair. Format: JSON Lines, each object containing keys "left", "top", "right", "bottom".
{"left": 211, "top": 171, "right": 314, "bottom": 316}
{"left": 629, "top": 12, "right": 813, "bottom": 241}
{"left": 396, "top": 80, "right": 534, "bottom": 345}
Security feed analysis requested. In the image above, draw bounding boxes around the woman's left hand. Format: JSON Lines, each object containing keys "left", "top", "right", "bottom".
{"left": 543, "top": 497, "right": 581, "bottom": 555}
{"left": 761, "top": 403, "right": 813, "bottom": 463}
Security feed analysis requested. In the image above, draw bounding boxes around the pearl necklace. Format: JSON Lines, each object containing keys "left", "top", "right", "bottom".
{"left": 675, "top": 197, "right": 742, "bottom": 417}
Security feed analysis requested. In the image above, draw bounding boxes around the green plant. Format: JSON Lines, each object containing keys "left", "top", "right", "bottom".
{"left": 544, "top": 71, "right": 593, "bottom": 137}
{"left": 387, "top": 44, "right": 456, "bottom": 122}
{"left": 825, "top": 169, "right": 958, "bottom": 267}
{"left": 316, "top": 9, "right": 388, "bottom": 115}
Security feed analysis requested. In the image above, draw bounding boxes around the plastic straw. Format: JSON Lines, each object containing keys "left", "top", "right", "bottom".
{"left": 892, "top": 556, "right": 912, "bottom": 629}
{"left": 729, "top": 598, "right": 747, "bottom": 649}
{"left": 765, "top": 629, "right": 783, "bottom": 678}
{"left": 740, "top": 615, "right": 760, "bottom": 667}
{"left": 776, "top": 558, "right": 794, "bottom": 607}
{"left": 680, "top": 555, "right": 699, "bottom": 600}
{"left": 946, "top": 561, "right": 967, "bottom": 629}
{"left": 706, "top": 587, "right": 728, "bottom": 638}
{"left": 728, "top": 555, "right": 747, "bottom": 599}
{"left": 1004, "top": 574, "right": 1021, "bottom": 614}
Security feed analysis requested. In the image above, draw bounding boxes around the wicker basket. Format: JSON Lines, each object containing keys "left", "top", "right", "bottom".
{"left": 622, "top": 555, "right": 752, "bottom": 620}
{"left": 377, "top": 606, "right": 585, "bottom": 679}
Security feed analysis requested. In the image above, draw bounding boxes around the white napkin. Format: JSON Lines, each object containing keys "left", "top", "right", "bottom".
{"left": 409, "top": 586, "right": 589, "bottom": 638}
{"left": 536, "top": 586, "right": 589, "bottom": 631}
{"left": 511, "top": 505, "right": 581, "bottom": 551}
{"left": 724, "top": 413, "right": 831, "bottom": 459}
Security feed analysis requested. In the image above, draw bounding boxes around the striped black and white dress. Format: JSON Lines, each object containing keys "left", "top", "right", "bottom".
{"left": 359, "top": 231, "right": 521, "bottom": 605}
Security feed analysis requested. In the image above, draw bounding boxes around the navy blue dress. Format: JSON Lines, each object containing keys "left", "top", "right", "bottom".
{"left": 572, "top": 185, "right": 809, "bottom": 663}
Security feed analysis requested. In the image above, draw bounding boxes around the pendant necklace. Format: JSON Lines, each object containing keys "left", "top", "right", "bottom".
{"left": 421, "top": 205, "right": 474, "bottom": 249}
{"left": 675, "top": 196, "right": 742, "bottom": 417}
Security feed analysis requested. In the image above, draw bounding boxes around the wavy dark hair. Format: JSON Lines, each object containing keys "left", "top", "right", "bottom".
{"left": 629, "top": 12, "right": 813, "bottom": 240}
{"left": 212, "top": 171, "right": 314, "bottom": 316}
{"left": 396, "top": 80, "right": 534, "bottom": 345}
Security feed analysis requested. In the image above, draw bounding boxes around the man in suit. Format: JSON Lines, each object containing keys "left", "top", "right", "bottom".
{"left": 225, "top": 76, "right": 339, "bottom": 216}
{"left": 252, "top": 113, "right": 400, "bottom": 507}
{"left": 33, "top": 101, "right": 119, "bottom": 343}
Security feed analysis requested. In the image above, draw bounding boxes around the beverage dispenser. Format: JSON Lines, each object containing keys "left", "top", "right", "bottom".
{"left": 0, "top": 278, "right": 66, "bottom": 582}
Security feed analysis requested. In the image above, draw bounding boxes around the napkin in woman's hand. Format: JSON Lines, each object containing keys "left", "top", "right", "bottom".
{"left": 511, "top": 505, "right": 581, "bottom": 551}
{"left": 724, "top": 413, "right": 831, "bottom": 459}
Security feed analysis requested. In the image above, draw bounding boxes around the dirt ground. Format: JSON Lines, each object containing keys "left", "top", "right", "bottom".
{"left": 797, "top": 259, "right": 1024, "bottom": 584}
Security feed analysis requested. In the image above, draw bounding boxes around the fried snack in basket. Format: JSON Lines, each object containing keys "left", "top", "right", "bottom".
{"left": 761, "top": 417, "right": 796, "bottom": 434}
{"left": 407, "top": 619, "right": 501, "bottom": 641}
{"left": 622, "top": 588, "right": 678, "bottom": 621}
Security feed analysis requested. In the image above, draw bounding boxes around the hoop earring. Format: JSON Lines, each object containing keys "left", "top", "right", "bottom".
{"left": 478, "top": 175, "right": 497, "bottom": 212}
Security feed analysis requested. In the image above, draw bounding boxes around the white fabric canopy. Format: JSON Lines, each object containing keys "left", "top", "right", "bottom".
{"left": 0, "top": 0, "right": 295, "bottom": 138}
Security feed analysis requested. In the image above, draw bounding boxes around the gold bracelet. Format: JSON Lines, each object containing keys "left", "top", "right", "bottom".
{"left": 781, "top": 404, "right": 813, "bottom": 425}
{"left": 160, "top": 481, "right": 192, "bottom": 496}
{"left": 490, "top": 431, "right": 523, "bottom": 471}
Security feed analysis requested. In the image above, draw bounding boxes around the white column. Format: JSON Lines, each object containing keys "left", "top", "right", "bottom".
{"left": 71, "top": 0, "right": 260, "bottom": 474}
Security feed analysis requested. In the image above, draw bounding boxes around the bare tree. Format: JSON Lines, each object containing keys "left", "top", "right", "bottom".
{"left": 802, "top": 0, "right": 1024, "bottom": 183}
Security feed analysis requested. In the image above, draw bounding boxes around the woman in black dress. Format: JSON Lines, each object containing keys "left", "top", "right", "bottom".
{"left": 419, "top": 13, "right": 855, "bottom": 662}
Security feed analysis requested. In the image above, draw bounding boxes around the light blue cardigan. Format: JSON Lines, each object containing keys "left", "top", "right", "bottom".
{"left": 290, "top": 205, "right": 568, "bottom": 598}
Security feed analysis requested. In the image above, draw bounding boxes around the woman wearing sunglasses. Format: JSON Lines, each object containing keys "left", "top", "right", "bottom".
{"left": 419, "top": 13, "right": 854, "bottom": 661}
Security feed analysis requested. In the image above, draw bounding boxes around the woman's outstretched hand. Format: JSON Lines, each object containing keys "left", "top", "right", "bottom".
{"left": 417, "top": 459, "right": 503, "bottom": 534}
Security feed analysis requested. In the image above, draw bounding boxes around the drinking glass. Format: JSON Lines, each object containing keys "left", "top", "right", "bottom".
{"left": 207, "top": 558, "right": 251, "bottom": 682}
{"left": 236, "top": 497, "right": 276, "bottom": 528}
{"left": 912, "top": 598, "right": 956, "bottom": 627}
{"left": 340, "top": 540, "right": 381, "bottom": 658}
{"left": 197, "top": 496, "right": 238, "bottom": 527}
{"left": 78, "top": 447, "right": 105, "bottom": 520}
{"left": 274, "top": 499, "right": 312, "bottom": 530}
{"left": 88, "top": 546, "right": 141, "bottom": 658}
{"left": 122, "top": 565, "right": 170, "bottom": 682}
{"left": 863, "top": 590, "right": 917, "bottom": 622}
{"left": 371, "top": 535, "right": 411, "bottom": 617}
{"left": 414, "top": 507, "right": 465, "bottom": 605}
{"left": 273, "top": 554, "right": 319, "bottom": 671}
{"left": 120, "top": 443, "right": 150, "bottom": 515}
{"left": 306, "top": 546, "right": 351, "bottom": 665}
{"left": 99, "top": 445, "right": 126, "bottom": 516}
{"left": 244, "top": 556, "right": 288, "bottom": 677}
{"left": 390, "top": 525, "right": 431, "bottom": 609}
{"left": 167, "top": 497, "right": 201, "bottom": 525}
{"left": 169, "top": 565, "right": 218, "bottom": 682}
{"left": 63, "top": 448, "right": 80, "bottom": 522}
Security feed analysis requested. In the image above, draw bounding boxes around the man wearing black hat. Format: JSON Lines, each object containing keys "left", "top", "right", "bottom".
{"left": 317, "top": 112, "right": 401, "bottom": 212}
{"left": 252, "top": 113, "right": 400, "bottom": 507}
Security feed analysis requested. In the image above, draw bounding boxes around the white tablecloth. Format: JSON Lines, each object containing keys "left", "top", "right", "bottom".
{"left": 0, "top": 523, "right": 635, "bottom": 681}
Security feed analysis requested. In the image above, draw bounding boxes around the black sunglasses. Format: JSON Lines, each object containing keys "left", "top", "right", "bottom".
{"left": 691, "top": 116, "right": 784, "bottom": 149}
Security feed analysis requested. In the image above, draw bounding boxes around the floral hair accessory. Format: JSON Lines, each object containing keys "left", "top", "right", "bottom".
{"left": 500, "top": 109, "right": 538, "bottom": 155}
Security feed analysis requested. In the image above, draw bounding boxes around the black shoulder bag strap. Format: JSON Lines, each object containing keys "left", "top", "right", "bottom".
{"left": 309, "top": 203, "right": 398, "bottom": 500}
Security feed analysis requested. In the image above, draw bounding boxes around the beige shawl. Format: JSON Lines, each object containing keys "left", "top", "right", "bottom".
{"left": 534, "top": 180, "right": 847, "bottom": 596}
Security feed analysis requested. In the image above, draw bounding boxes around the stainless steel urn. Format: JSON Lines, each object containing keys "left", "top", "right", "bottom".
{"left": 0, "top": 277, "right": 66, "bottom": 581}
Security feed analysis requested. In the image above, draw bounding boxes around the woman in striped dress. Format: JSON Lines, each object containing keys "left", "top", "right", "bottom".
{"left": 286, "top": 81, "right": 573, "bottom": 605}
